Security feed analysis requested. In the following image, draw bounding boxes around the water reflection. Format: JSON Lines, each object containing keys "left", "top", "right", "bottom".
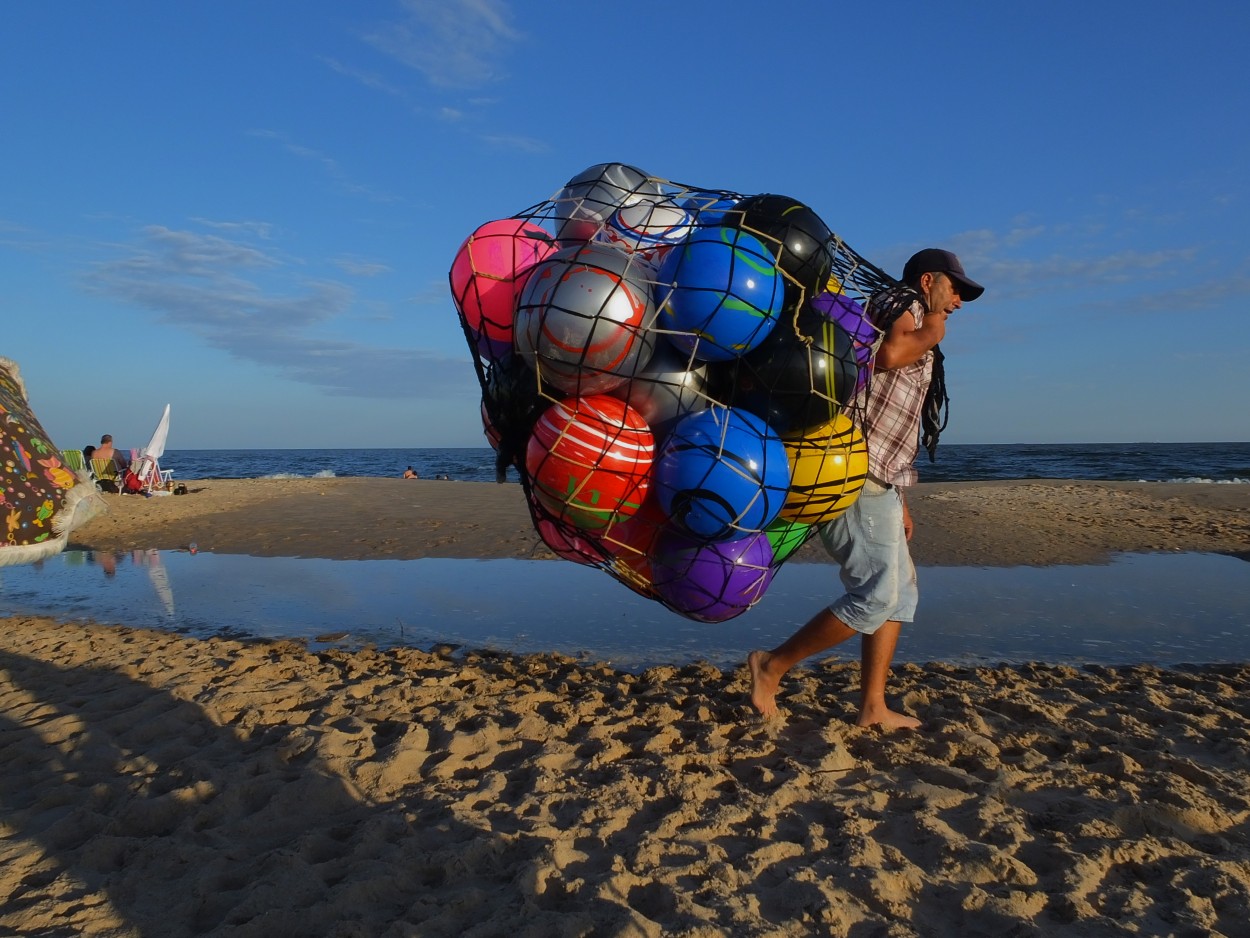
{"left": 2, "top": 551, "right": 1247, "bottom": 671}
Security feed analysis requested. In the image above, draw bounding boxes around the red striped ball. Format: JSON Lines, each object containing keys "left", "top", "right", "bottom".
{"left": 526, "top": 395, "right": 654, "bottom": 531}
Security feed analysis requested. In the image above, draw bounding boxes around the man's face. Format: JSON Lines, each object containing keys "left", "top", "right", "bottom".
{"left": 924, "top": 272, "right": 964, "bottom": 315}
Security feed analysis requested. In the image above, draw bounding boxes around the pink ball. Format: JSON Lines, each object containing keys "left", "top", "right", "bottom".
{"left": 531, "top": 497, "right": 606, "bottom": 565}
{"left": 450, "top": 219, "right": 556, "bottom": 352}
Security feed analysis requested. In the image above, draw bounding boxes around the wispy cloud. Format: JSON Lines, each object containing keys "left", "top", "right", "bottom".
{"left": 82, "top": 226, "right": 474, "bottom": 400}
{"left": 334, "top": 256, "right": 393, "bottom": 277}
{"left": 334, "top": 3, "right": 546, "bottom": 153}
{"left": 190, "top": 217, "right": 276, "bottom": 240}
{"left": 248, "top": 129, "right": 401, "bottom": 204}
{"left": 363, "top": 0, "right": 521, "bottom": 89}
{"left": 975, "top": 247, "right": 1198, "bottom": 294}
{"left": 480, "top": 133, "right": 549, "bottom": 154}
{"left": 1091, "top": 273, "right": 1250, "bottom": 315}
{"left": 0, "top": 218, "right": 50, "bottom": 252}
{"left": 922, "top": 217, "right": 1207, "bottom": 305}
{"left": 318, "top": 55, "right": 405, "bottom": 97}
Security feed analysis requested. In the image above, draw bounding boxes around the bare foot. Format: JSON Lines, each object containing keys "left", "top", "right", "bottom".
{"left": 748, "top": 650, "right": 781, "bottom": 718}
{"left": 856, "top": 705, "right": 921, "bottom": 730}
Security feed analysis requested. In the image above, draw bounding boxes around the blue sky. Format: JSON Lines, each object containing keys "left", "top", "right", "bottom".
{"left": 3, "top": 0, "right": 1247, "bottom": 451}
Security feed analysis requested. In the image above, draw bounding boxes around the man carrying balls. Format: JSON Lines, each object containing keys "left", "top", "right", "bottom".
{"left": 748, "top": 248, "right": 985, "bottom": 728}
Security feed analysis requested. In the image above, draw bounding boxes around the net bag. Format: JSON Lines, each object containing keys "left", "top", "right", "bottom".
{"left": 449, "top": 163, "right": 896, "bottom": 622}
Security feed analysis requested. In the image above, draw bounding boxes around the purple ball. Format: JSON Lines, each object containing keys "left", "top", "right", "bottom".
{"left": 652, "top": 529, "right": 775, "bottom": 622}
{"left": 811, "top": 291, "right": 876, "bottom": 367}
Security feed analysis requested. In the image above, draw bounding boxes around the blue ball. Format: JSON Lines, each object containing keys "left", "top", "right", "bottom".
{"left": 654, "top": 406, "right": 790, "bottom": 540}
{"left": 679, "top": 192, "right": 740, "bottom": 227}
{"left": 655, "top": 226, "right": 784, "bottom": 362}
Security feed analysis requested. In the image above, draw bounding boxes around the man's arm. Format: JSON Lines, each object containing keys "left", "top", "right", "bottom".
{"left": 874, "top": 303, "right": 947, "bottom": 370}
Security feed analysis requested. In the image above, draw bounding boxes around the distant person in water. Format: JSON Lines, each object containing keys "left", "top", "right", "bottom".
{"left": 402, "top": 466, "right": 419, "bottom": 479}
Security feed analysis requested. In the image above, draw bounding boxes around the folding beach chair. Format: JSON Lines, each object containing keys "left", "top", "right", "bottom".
{"left": 132, "top": 454, "right": 173, "bottom": 494}
{"left": 91, "top": 458, "right": 124, "bottom": 493}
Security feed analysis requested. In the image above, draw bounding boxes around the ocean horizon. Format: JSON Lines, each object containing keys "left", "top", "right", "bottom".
{"left": 153, "top": 442, "right": 1250, "bottom": 486}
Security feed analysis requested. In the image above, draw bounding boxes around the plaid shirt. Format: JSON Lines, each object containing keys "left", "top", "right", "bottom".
{"left": 857, "top": 287, "right": 933, "bottom": 487}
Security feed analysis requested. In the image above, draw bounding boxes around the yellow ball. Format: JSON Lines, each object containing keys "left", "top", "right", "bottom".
{"left": 781, "top": 415, "right": 868, "bottom": 524}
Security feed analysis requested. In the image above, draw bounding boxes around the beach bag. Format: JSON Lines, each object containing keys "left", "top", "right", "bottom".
{"left": 123, "top": 468, "right": 145, "bottom": 493}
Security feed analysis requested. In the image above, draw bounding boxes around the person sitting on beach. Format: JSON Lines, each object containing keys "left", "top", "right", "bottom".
{"left": 403, "top": 466, "right": 419, "bottom": 479}
{"left": 93, "top": 434, "right": 125, "bottom": 466}
{"left": 749, "top": 249, "right": 984, "bottom": 729}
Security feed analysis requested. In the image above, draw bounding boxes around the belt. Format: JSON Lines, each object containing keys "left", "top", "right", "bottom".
{"left": 861, "top": 474, "right": 894, "bottom": 495}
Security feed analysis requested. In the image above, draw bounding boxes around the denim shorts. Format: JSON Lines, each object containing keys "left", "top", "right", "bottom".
{"left": 817, "top": 482, "right": 918, "bottom": 634}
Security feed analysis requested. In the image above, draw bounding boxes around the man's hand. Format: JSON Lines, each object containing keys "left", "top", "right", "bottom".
{"left": 901, "top": 493, "right": 914, "bottom": 541}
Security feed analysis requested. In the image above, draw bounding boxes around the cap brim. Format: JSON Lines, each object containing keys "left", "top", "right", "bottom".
{"left": 949, "top": 272, "right": 984, "bottom": 302}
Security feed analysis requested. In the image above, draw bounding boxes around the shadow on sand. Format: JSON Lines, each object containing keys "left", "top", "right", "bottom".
{"left": 0, "top": 642, "right": 633, "bottom": 935}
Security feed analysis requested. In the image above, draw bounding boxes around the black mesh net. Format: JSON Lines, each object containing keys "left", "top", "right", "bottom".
{"left": 449, "top": 163, "right": 898, "bottom": 622}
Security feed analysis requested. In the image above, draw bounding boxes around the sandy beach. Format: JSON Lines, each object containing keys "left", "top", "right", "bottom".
{"left": 3, "top": 479, "right": 1249, "bottom": 935}
{"left": 64, "top": 476, "right": 1250, "bottom": 565}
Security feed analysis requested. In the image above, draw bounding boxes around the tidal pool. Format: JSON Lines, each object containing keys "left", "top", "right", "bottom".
{"left": 1, "top": 550, "right": 1246, "bottom": 671}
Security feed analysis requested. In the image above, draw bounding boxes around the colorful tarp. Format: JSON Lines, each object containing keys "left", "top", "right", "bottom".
{"left": 0, "top": 357, "right": 104, "bottom": 566}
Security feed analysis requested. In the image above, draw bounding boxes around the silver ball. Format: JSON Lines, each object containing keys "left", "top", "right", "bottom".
{"left": 515, "top": 243, "right": 658, "bottom": 396}
{"left": 615, "top": 340, "right": 711, "bottom": 438}
{"left": 551, "top": 163, "right": 665, "bottom": 243}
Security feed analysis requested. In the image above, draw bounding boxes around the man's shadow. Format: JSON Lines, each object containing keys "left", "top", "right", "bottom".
{"left": 0, "top": 644, "right": 499, "bottom": 935}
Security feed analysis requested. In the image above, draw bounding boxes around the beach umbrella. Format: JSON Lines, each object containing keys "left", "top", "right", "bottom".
{"left": 134, "top": 404, "right": 171, "bottom": 488}
{"left": 143, "top": 404, "right": 171, "bottom": 461}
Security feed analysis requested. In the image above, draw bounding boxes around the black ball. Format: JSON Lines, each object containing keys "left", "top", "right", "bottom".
{"left": 482, "top": 354, "right": 544, "bottom": 474}
{"left": 725, "top": 194, "right": 834, "bottom": 299}
{"left": 728, "top": 298, "right": 859, "bottom": 436}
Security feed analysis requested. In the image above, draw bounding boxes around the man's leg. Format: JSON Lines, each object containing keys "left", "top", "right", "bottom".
{"left": 748, "top": 487, "right": 920, "bottom": 727}
{"left": 748, "top": 608, "right": 857, "bottom": 718}
{"left": 749, "top": 614, "right": 919, "bottom": 728}
{"left": 856, "top": 620, "right": 919, "bottom": 728}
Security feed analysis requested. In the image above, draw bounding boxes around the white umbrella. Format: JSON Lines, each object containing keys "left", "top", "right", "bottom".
{"left": 143, "top": 403, "right": 171, "bottom": 461}
{"left": 135, "top": 404, "right": 171, "bottom": 486}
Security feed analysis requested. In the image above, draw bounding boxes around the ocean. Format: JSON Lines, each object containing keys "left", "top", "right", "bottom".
{"left": 159, "top": 442, "right": 1250, "bottom": 485}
